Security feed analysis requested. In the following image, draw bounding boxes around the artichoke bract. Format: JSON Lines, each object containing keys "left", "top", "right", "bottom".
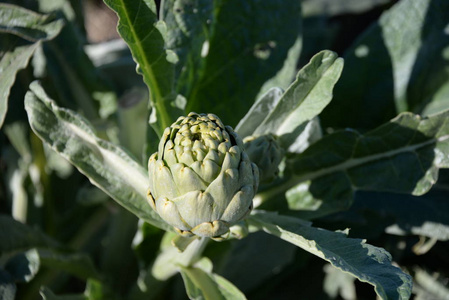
{"left": 147, "top": 112, "right": 259, "bottom": 239}
{"left": 243, "top": 134, "right": 284, "bottom": 183}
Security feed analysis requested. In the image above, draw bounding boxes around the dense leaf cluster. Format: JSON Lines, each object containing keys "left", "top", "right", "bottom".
{"left": 1, "top": 0, "right": 449, "bottom": 299}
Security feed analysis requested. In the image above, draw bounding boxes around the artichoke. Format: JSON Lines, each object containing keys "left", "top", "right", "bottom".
{"left": 243, "top": 134, "right": 284, "bottom": 183}
{"left": 147, "top": 112, "right": 259, "bottom": 239}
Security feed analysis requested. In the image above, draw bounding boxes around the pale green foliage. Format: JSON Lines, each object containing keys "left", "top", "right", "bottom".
{"left": 3, "top": 0, "right": 449, "bottom": 299}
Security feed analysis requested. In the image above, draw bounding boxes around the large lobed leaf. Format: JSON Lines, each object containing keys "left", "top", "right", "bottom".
{"left": 283, "top": 110, "right": 449, "bottom": 218}
{"left": 248, "top": 211, "right": 412, "bottom": 300}
{"left": 321, "top": 0, "right": 449, "bottom": 130}
{"left": 163, "top": 0, "right": 302, "bottom": 126}
{"left": 0, "top": 42, "right": 40, "bottom": 129}
{"left": 103, "top": 0, "right": 182, "bottom": 132}
{"left": 24, "top": 81, "right": 171, "bottom": 232}
{"left": 236, "top": 50, "right": 341, "bottom": 154}
{"left": 237, "top": 51, "right": 342, "bottom": 141}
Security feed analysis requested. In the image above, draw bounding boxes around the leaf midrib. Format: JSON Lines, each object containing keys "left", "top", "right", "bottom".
{"left": 294, "top": 134, "right": 449, "bottom": 184}
{"left": 115, "top": 0, "right": 171, "bottom": 129}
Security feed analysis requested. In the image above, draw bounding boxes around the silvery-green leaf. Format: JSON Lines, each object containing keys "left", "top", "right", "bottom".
{"left": 284, "top": 111, "right": 449, "bottom": 218}
{"left": 24, "top": 81, "right": 171, "bottom": 231}
{"left": 0, "top": 41, "right": 39, "bottom": 128}
{"left": 152, "top": 235, "right": 208, "bottom": 280}
{"left": 248, "top": 211, "right": 412, "bottom": 300}
{"left": 284, "top": 117, "right": 322, "bottom": 154}
{"left": 0, "top": 4, "right": 64, "bottom": 41}
{"left": 253, "top": 51, "right": 343, "bottom": 145}
{"left": 180, "top": 264, "right": 247, "bottom": 300}
{"left": 235, "top": 88, "right": 283, "bottom": 139}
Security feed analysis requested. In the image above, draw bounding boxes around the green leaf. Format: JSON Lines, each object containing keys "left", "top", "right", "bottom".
{"left": 0, "top": 3, "right": 64, "bottom": 41}
{"left": 282, "top": 111, "right": 449, "bottom": 218}
{"left": 151, "top": 235, "right": 208, "bottom": 280}
{"left": 235, "top": 88, "right": 283, "bottom": 139}
{"left": 103, "top": 0, "right": 181, "bottom": 133}
{"left": 248, "top": 211, "right": 412, "bottom": 300}
{"left": 84, "top": 279, "right": 118, "bottom": 300}
{"left": 24, "top": 81, "right": 172, "bottom": 232}
{"left": 0, "top": 215, "right": 60, "bottom": 255}
{"left": 322, "top": 0, "right": 449, "bottom": 130}
{"left": 253, "top": 51, "right": 343, "bottom": 140}
{"left": 0, "top": 41, "right": 39, "bottom": 128}
{"left": 165, "top": 0, "right": 302, "bottom": 126}
{"left": 180, "top": 265, "right": 247, "bottom": 300}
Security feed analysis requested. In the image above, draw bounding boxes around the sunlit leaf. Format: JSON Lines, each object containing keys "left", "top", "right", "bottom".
{"left": 24, "top": 81, "right": 171, "bottom": 231}
{"left": 180, "top": 263, "right": 247, "bottom": 300}
{"left": 253, "top": 50, "right": 343, "bottom": 140}
{"left": 248, "top": 211, "right": 412, "bottom": 300}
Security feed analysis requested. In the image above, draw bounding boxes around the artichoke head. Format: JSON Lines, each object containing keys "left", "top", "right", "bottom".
{"left": 147, "top": 112, "right": 259, "bottom": 239}
{"left": 243, "top": 134, "right": 284, "bottom": 183}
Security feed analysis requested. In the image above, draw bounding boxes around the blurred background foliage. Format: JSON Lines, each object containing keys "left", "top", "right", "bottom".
{"left": 1, "top": 0, "right": 449, "bottom": 299}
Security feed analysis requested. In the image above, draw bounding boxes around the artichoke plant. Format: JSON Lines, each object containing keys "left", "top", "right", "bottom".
{"left": 243, "top": 134, "right": 284, "bottom": 183}
{"left": 147, "top": 112, "right": 259, "bottom": 239}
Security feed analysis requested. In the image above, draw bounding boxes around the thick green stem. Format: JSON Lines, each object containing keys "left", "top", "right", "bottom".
{"left": 178, "top": 237, "right": 210, "bottom": 268}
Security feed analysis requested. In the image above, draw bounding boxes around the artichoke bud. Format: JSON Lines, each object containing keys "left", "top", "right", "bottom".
{"left": 147, "top": 112, "right": 259, "bottom": 239}
{"left": 243, "top": 134, "right": 284, "bottom": 183}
